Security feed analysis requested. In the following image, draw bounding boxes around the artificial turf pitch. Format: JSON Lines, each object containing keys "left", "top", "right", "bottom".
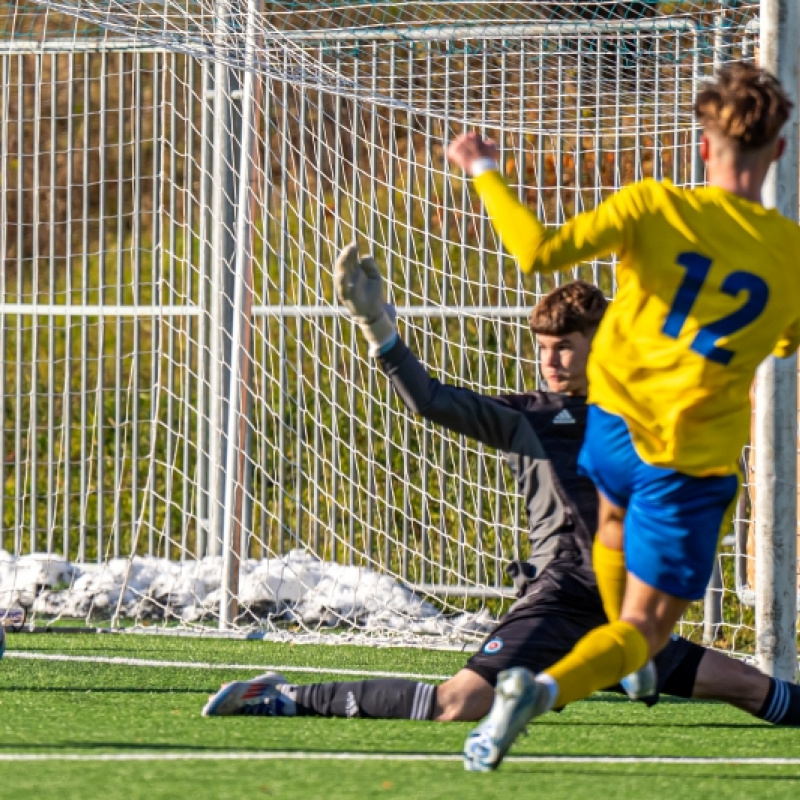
{"left": 1, "top": 632, "right": 799, "bottom": 799}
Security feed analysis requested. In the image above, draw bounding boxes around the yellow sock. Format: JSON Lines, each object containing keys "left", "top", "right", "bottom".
{"left": 592, "top": 538, "right": 627, "bottom": 623}
{"left": 543, "top": 620, "right": 649, "bottom": 708}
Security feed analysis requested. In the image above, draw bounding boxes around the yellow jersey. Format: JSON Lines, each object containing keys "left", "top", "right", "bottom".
{"left": 473, "top": 172, "right": 800, "bottom": 476}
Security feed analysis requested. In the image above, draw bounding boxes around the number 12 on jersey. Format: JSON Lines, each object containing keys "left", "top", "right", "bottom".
{"left": 661, "top": 251, "right": 769, "bottom": 366}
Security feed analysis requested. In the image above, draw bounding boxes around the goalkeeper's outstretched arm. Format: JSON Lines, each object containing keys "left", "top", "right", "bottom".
{"left": 334, "top": 242, "right": 545, "bottom": 457}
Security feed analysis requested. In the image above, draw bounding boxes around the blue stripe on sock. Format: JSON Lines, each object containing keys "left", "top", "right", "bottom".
{"left": 765, "top": 680, "right": 789, "bottom": 723}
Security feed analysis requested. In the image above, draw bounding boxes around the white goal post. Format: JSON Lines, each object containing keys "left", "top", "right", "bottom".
{"left": 0, "top": 2, "right": 797, "bottom": 669}
{"left": 753, "top": 0, "right": 799, "bottom": 682}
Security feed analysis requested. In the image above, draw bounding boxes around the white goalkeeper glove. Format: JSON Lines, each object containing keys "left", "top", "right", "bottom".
{"left": 334, "top": 243, "right": 397, "bottom": 357}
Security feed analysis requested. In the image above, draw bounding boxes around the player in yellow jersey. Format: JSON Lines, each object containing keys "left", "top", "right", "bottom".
{"left": 447, "top": 61, "right": 800, "bottom": 771}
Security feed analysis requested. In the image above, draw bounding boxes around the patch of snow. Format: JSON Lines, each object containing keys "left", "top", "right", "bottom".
{"left": 0, "top": 549, "right": 498, "bottom": 641}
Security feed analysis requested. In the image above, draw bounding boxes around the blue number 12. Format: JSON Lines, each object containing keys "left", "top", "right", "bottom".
{"left": 661, "top": 251, "right": 769, "bottom": 366}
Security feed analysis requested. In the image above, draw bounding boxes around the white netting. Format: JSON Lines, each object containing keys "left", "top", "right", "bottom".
{"left": 11, "top": 2, "right": 758, "bottom": 128}
{"left": 0, "top": 2, "right": 769, "bottom": 654}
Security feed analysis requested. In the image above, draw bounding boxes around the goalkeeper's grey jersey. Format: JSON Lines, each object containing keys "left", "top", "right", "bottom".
{"left": 379, "top": 338, "right": 597, "bottom": 583}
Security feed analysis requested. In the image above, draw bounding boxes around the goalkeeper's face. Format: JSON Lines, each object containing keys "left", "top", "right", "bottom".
{"left": 536, "top": 331, "right": 591, "bottom": 396}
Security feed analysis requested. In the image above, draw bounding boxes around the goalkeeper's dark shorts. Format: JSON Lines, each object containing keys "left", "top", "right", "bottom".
{"left": 464, "top": 566, "right": 706, "bottom": 701}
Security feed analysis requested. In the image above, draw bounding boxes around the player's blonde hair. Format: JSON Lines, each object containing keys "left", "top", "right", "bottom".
{"left": 694, "top": 61, "right": 792, "bottom": 150}
{"left": 529, "top": 280, "right": 607, "bottom": 337}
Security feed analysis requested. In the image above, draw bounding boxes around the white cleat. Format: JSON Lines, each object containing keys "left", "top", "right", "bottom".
{"left": 463, "top": 668, "right": 553, "bottom": 772}
{"left": 620, "top": 660, "right": 657, "bottom": 701}
{"left": 202, "top": 672, "right": 290, "bottom": 717}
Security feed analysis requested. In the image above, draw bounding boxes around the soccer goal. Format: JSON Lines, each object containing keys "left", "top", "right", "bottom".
{"left": 0, "top": 2, "right": 796, "bottom": 670}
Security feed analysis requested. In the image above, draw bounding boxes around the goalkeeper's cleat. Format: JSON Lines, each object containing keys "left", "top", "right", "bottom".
{"left": 463, "top": 667, "right": 552, "bottom": 772}
{"left": 620, "top": 659, "right": 657, "bottom": 702}
{"left": 202, "top": 672, "right": 291, "bottom": 717}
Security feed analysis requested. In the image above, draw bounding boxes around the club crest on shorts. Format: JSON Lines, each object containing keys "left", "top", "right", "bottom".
{"left": 483, "top": 637, "right": 504, "bottom": 654}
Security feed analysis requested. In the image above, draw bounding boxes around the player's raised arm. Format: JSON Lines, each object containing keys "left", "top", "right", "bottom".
{"left": 447, "top": 132, "right": 629, "bottom": 274}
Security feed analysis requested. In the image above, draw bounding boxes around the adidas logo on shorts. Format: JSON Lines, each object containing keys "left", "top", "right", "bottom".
{"left": 552, "top": 409, "right": 575, "bottom": 425}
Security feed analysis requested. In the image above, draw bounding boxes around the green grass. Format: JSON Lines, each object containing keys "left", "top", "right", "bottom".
{"left": 2, "top": 633, "right": 800, "bottom": 799}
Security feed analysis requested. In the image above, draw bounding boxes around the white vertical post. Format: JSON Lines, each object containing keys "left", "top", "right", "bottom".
{"left": 210, "top": 0, "right": 259, "bottom": 629}
{"left": 219, "top": 0, "right": 258, "bottom": 630}
{"left": 209, "top": 2, "right": 237, "bottom": 564}
{"left": 755, "top": 0, "right": 799, "bottom": 681}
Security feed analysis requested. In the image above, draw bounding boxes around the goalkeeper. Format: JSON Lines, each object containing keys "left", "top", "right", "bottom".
{"left": 203, "top": 255, "right": 799, "bottom": 727}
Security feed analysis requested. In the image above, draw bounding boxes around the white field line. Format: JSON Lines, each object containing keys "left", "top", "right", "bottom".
{"left": 5, "top": 650, "right": 451, "bottom": 681}
{"left": 2, "top": 752, "right": 800, "bottom": 765}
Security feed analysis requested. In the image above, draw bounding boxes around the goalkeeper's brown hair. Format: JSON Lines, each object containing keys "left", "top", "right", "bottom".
{"left": 529, "top": 280, "right": 607, "bottom": 337}
{"left": 694, "top": 61, "right": 792, "bottom": 151}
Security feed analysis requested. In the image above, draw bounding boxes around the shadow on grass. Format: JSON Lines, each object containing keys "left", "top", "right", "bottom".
{"left": 511, "top": 766, "right": 800, "bottom": 782}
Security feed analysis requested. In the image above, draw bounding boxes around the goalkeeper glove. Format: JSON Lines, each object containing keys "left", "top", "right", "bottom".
{"left": 334, "top": 243, "right": 397, "bottom": 357}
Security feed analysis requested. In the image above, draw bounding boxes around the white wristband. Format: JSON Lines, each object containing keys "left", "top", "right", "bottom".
{"left": 469, "top": 157, "right": 499, "bottom": 178}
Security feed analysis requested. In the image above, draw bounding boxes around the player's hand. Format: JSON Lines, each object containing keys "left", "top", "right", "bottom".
{"left": 446, "top": 132, "right": 499, "bottom": 175}
{"left": 334, "top": 242, "right": 397, "bottom": 356}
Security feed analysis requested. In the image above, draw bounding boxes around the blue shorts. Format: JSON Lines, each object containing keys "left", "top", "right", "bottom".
{"left": 577, "top": 406, "right": 740, "bottom": 601}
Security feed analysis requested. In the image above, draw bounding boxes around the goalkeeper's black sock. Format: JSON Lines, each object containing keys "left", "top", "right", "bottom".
{"left": 755, "top": 678, "right": 800, "bottom": 725}
{"left": 287, "top": 679, "right": 436, "bottom": 720}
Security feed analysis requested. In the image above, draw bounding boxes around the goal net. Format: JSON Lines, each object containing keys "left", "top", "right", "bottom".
{"left": 0, "top": 2, "right": 779, "bottom": 653}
